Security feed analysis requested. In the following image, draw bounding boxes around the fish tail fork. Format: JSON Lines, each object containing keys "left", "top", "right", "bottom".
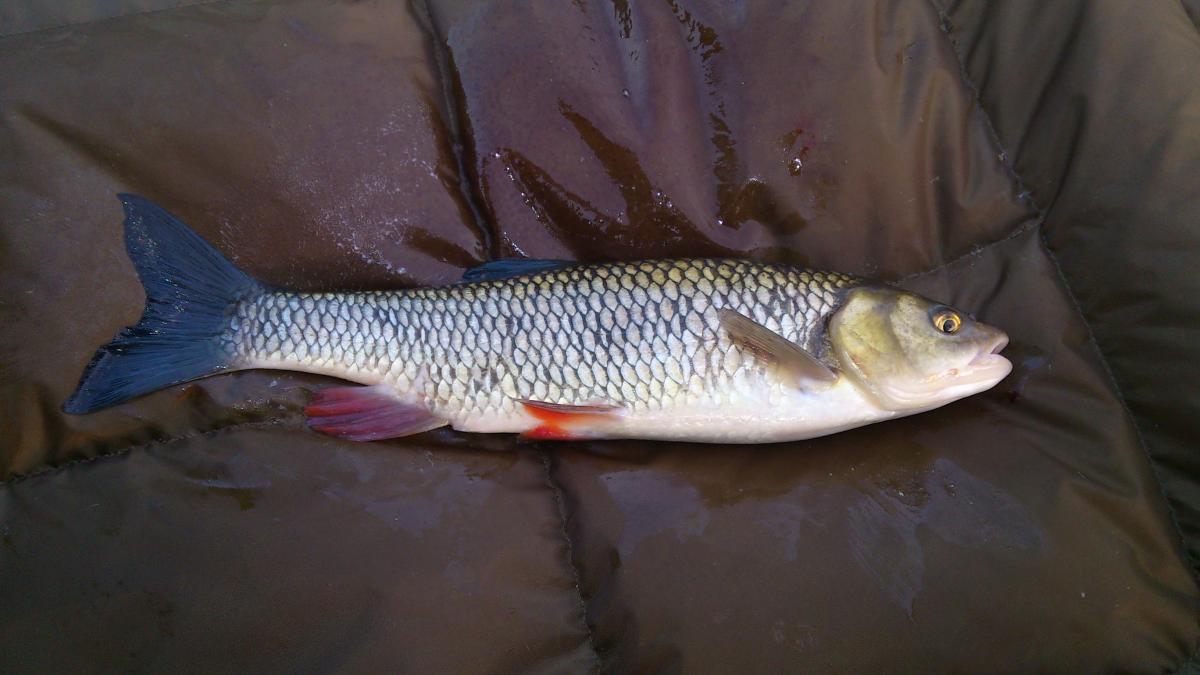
{"left": 62, "top": 195, "right": 263, "bottom": 414}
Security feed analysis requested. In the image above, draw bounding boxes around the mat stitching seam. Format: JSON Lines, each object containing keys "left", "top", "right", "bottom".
{"left": 893, "top": 0, "right": 1047, "bottom": 284}
{"left": 1036, "top": 230, "right": 1200, "bottom": 673}
{"left": 0, "top": 0, "right": 230, "bottom": 41}
{"left": 1181, "top": 0, "right": 1200, "bottom": 32}
{"left": 0, "top": 417, "right": 293, "bottom": 487}
{"left": 928, "top": 0, "right": 1200, "bottom": 637}
{"left": 539, "top": 450, "right": 604, "bottom": 672}
{"left": 409, "top": 0, "right": 497, "bottom": 258}
{"left": 410, "top": 1, "right": 599, "bottom": 665}
{"left": 895, "top": 215, "right": 1040, "bottom": 282}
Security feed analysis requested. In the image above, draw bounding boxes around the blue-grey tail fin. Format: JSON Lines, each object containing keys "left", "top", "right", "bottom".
{"left": 63, "top": 195, "right": 264, "bottom": 414}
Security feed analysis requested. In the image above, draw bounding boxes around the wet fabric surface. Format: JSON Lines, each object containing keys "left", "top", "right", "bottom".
{"left": 937, "top": 0, "right": 1200, "bottom": 588}
{"left": 0, "top": 433, "right": 596, "bottom": 672}
{"left": 1, "top": 0, "right": 1198, "bottom": 672}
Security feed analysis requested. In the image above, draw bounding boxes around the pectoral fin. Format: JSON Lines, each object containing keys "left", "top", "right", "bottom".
{"left": 719, "top": 308, "right": 838, "bottom": 390}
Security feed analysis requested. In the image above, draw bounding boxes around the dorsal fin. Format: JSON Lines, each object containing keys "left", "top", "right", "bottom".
{"left": 461, "top": 258, "right": 574, "bottom": 283}
{"left": 719, "top": 309, "right": 838, "bottom": 390}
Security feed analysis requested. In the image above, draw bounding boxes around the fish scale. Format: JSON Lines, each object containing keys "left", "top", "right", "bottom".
{"left": 230, "top": 259, "right": 855, "bottom": 428}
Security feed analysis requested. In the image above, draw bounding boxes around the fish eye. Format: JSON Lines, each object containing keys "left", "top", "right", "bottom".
{"left": 932, "top": 309, "right": 962, "bottom": 334}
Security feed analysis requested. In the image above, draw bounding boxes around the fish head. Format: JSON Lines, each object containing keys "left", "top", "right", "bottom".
{"left": 827, "top": 285, "right": 1011, "bottom": 412}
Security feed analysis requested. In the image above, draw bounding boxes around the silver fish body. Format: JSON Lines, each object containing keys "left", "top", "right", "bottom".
{"left": 65, "top": 196, "right": 1012, "bottom": 443}
{"left": 233, "top": 260, "right": 861, "bottom": 442}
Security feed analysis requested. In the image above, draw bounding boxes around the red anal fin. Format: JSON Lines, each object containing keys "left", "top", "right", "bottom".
{"left": 519, "top": 400, "right": 622, "bottom": 441}
{"left": 525, "top": 425, "right": 581, "bottom": 441}
{"left": 306, "top": 386, "right": 445, "bottom": 442}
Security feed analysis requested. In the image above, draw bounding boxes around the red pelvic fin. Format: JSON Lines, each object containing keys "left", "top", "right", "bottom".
{"left": 305, "top": 386, "right": 445, "bottom": 442}
{"left": 518, "top": 400, "right": 622, "bottom": 441}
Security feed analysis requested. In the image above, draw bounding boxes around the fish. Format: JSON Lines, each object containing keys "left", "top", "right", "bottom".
{"left": 63, "top": 195, "right": 1012, "bottom": 444}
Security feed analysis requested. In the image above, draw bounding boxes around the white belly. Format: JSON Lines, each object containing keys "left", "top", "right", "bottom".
{"left": 602, "top": 379, "right": 894, "bottom": 443}
{"left": 449, "top": 377, "right": 897, "bottom": 444}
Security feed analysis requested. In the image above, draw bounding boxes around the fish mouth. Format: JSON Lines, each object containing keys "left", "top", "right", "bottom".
{"left": 968, "top": 334, "right": 1010, "bottom": 368}
{"left": 959, "top": 333, "right": 1013, "bottom": 387}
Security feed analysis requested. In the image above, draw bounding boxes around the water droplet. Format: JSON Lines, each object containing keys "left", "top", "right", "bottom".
{"left": 788, "top": 157, "right": 804, "bottom": 175}
{"left": 715, "top": 218, "right": 725, "bottom": 227}
{"left": 621, "top": 88, "right": 630, "bottom": 98}
{"left": 491, "top": 151, "right": 501, "bottom": 159}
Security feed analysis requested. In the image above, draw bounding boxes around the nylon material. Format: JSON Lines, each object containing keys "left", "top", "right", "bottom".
{"left": 0, "top": 0, "right": 482, "bottom": 472}
{"left": 427, "top": 0, "right": 1031, "bottom": 276}
{"left": 0, "top": 430, "right": 598, "bottom": 672}
{"left": 1186, "top": 0, "right": 1200, "bottom": 28}
{"left": 0, "top": 1, "right": 215, "bottom": 38}
{"left": 1, "top": 0, "right": 1197, "bottom": 670}
{"left": 939, "top": 0, "right": 1200, "bottom": 597}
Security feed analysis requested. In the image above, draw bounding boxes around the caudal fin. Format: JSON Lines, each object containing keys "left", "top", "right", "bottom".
{"left": 63, "top": 195, "right": 263, "bottom": 414}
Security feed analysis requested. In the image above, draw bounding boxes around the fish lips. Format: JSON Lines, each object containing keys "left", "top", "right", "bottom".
{"left": 964, "top": 334, "right": 1012, "bottom": 380}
